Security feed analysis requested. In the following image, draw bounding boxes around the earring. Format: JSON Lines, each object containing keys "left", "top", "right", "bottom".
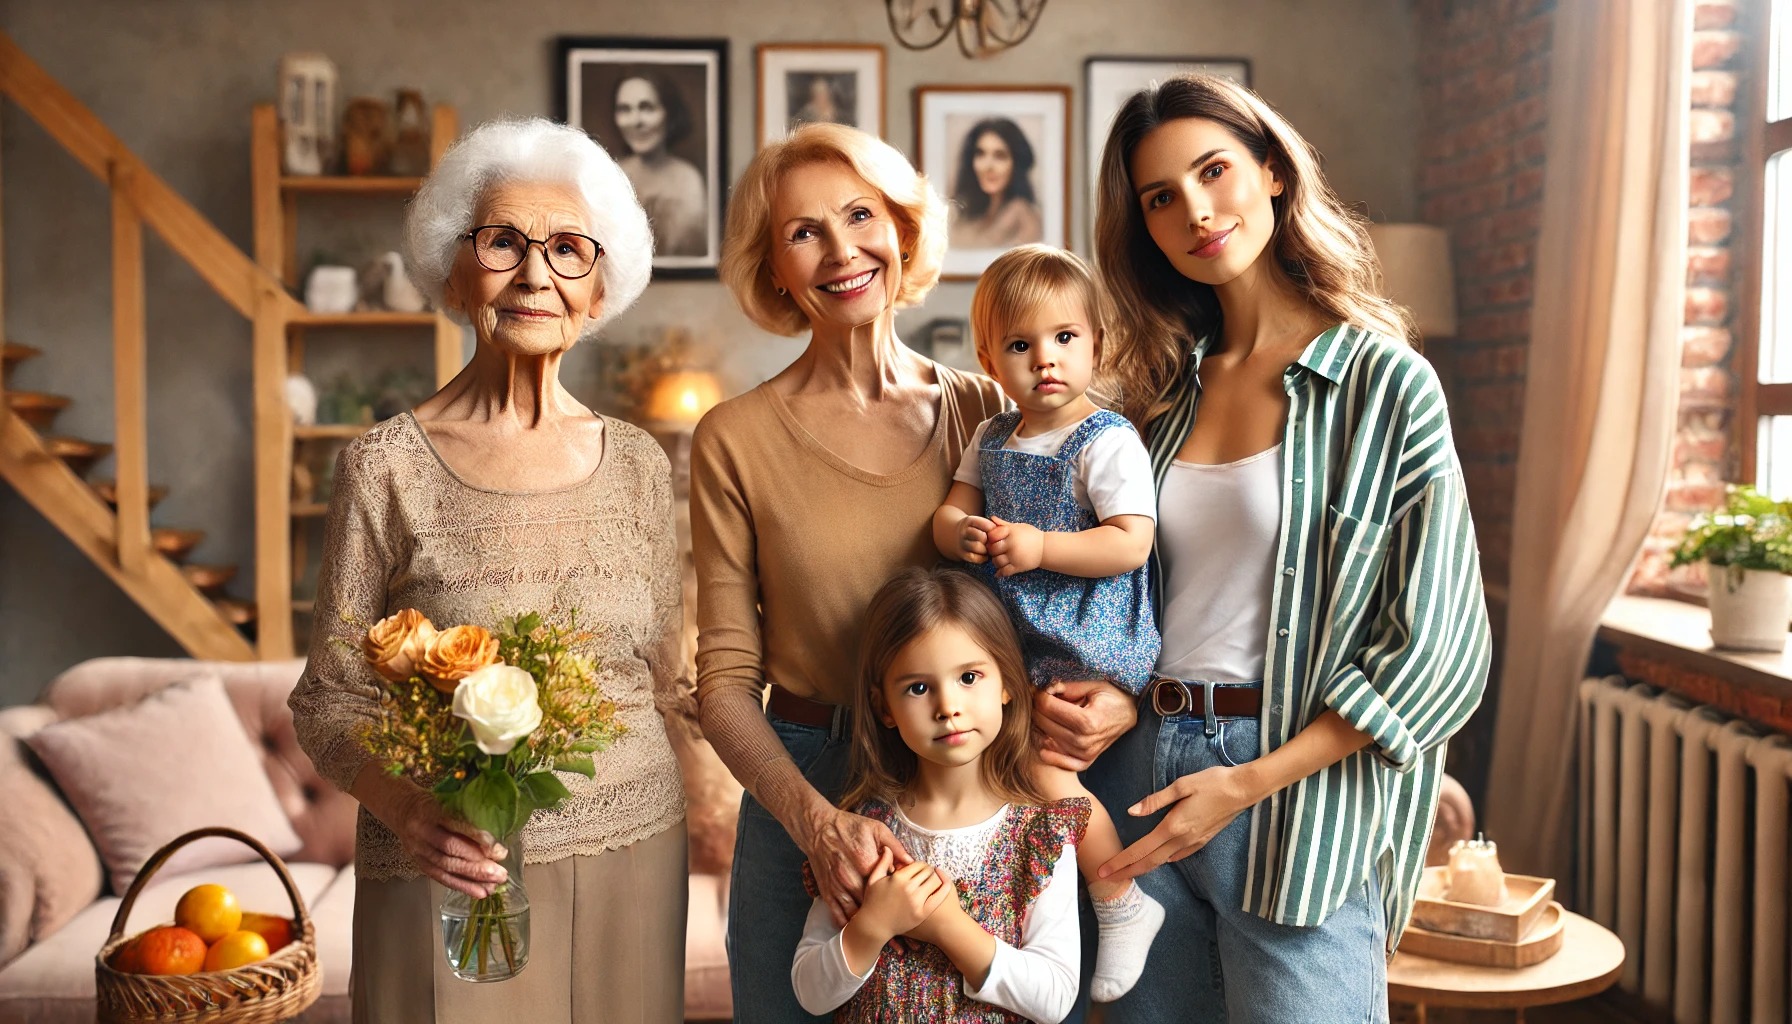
{"left": 901, "top": 252, "right": 911, "bottom": 262}
{"left": 776, "top": 286, "right": 787, "bottom": 296}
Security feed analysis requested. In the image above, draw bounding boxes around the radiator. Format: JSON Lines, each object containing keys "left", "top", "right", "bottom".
{"left": 1578, "top": 677, "right": 1792, "bottom": 1024}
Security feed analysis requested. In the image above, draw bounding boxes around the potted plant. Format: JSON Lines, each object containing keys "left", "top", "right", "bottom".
{"left": 1671, "top": 484, "right": 1792, "bottom": 651}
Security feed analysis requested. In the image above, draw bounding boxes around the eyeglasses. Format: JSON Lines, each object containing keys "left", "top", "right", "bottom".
{"left": 462, "top": 225, "right": 604, "bottom": 279}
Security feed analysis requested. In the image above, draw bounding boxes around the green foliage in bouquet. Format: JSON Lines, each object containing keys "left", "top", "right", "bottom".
{"left": 356, "top": 609, "right": 625, "bottom": 840}
{"left": 1671, "top": 484, "right": 1792, "bottom": 574}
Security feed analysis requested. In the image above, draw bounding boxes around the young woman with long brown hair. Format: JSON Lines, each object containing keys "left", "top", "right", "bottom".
{"left": 1074, "top": 74, "right": 1492, "bottom": 1021}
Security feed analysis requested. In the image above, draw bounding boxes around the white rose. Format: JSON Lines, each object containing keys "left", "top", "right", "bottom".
{"left": 452, "top": 664, "right": 543, "bottom": 756}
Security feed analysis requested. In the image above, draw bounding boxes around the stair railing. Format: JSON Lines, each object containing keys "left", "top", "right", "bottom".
{"left": 0, "top": 30, "right": 304, "bottom": 658}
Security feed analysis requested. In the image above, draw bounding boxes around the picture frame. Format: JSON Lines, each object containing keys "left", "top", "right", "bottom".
{"left": 557, "top": 37, "right": 729, "bottom": 278}
{"left": 756, "top": 44, "right": 886, "bottom": 148}
{"left": 1083, "top": 57, "right": 1251, "bottom": 232}
{"left": 915, "top": 85, "right": 1071, "bottom": 280}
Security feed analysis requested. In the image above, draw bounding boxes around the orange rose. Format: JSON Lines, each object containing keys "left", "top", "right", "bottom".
{"left": 363, "top": 609, "right": 437, "bottom": 683}
{"left": 418, "top": 624, "right": 501, "bottom": 693}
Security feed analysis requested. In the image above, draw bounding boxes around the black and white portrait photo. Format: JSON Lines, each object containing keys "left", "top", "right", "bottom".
{"left": 756, "top": 44, "right": 885, "bottom": 148}
{"left": 559, "top": 37, "right": 728, "bottom": 276}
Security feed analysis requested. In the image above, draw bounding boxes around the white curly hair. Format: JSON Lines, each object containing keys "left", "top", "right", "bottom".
{"left": 404, "top": 117, "right": 653, "bottom": 337}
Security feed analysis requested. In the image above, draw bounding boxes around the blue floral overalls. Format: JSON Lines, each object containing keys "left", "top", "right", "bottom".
{"left": 976, "top": 409, "right": 1159, "bottom": 693}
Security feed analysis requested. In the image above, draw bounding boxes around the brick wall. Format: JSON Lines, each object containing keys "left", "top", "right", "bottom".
{"left": 1630, "top": 0, "right": 1747, "bottom": 596}
{"left": 1414, "top": 0, "right": 1555, "bottom": 597}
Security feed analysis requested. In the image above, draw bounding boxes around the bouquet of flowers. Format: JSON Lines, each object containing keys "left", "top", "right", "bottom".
{"left": 355, "top": 608, "right": 623, "bottom": 982}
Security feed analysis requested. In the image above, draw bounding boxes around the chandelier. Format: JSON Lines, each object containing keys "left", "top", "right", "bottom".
{"left": 885, "top": 0, "right": 1049, "bottom": 59}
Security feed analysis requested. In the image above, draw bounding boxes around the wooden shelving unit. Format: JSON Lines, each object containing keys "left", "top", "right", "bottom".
{"left": 250, "top": 102, "right": 460, "bottom": 657}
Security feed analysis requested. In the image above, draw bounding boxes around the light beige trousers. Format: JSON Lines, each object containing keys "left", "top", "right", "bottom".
{"left": 350, "top": 822, "right": 688, "bottom": 1024}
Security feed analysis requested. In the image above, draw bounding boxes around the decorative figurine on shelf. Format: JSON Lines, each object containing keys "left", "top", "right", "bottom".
{"left": 284, "top": 372, "right": 319, "bottom": 426}
{"left": 1445, "top": 834, "right": 1509, "bottom": 907}
{"left": 342, "top": 97, "right": 392, "bottom": 175}
{"left": 390, "top": 89, "right": 431, "bottom": 176}
{"left": 355, "top": 251, "right": 428, "bottom": 313}
{"left": 277, "top": 53, "right": 338, "bottom": 175}
{"left": 303, "top": 265, "right": 358, "bottom": 314}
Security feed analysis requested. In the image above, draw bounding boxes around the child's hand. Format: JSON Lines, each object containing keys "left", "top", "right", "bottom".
{"left": 855, "top": 851, "right": 950, "bottom": 944}
{"left": 903, "top": 867, "right": 969, "bottom": 946}
{"left": 958, "top": 515, "right": 995, "bottom": 564}
{"left": 987, "top": 517, "right": 1045, "bottom": 577}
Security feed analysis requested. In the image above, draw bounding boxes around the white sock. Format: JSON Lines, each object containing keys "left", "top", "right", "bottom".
{"left": 1089, "top": 881, "right": 1164, "bottom": 1002}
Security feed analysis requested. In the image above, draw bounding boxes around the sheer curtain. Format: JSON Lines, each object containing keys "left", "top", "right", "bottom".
{"left": 1481, "top": 0, "right": 1689, "bottom": 882}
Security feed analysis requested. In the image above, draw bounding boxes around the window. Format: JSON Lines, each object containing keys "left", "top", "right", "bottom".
{"left": 1743, "top": 0, "right": 1792, "bottom": 491}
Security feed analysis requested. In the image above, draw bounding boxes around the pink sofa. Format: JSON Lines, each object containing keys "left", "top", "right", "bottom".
{"left": 0, "top": 657, "right": 735, "bottom": 1023}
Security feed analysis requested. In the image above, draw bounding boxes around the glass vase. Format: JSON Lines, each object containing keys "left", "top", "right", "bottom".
{"left": 439, "top": 830, "right": 531, "bottom": 982}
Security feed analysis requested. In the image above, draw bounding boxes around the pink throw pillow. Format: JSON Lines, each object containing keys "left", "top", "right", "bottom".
{"left": 26, "top": 674, "right": 304, "bottom": 894}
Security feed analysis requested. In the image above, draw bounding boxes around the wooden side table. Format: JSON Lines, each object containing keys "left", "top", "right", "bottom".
{"left": 1388, "top": 910, "right": 1625, "bottom": 1022}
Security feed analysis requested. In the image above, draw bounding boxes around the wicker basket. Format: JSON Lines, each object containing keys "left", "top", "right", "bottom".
{"left": 94, "top": 827, "right": 321, "bottom": 1024}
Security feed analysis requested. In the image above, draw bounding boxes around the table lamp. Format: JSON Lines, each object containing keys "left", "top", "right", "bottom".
{"left": 1367, "top": 223, "right": 1458, "bottom": 340}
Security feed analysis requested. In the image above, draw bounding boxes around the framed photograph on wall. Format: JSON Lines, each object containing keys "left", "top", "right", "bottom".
{"left": 557, "top": 37, "right": 728, "bottom": 278}
{"left": 916, "top": 85, "right": 1070, "bottom": 280}
{"left": 1084, "top": 57, "right": 1250, "bottom": 232}
{"left": 757, "top": 44, "right": 885, "bottom": 147}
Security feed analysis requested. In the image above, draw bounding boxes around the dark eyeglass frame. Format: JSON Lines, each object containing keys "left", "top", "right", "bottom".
{"left": 462, "top": 224, "right": 604, "bottom": 279}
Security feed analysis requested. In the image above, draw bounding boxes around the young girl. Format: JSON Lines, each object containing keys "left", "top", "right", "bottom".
{"left": 791, "top": 567, "right": 1087, "bottom": 1023}
{"left": 931, "top": 244, "right": 1164, "bottom": 1003}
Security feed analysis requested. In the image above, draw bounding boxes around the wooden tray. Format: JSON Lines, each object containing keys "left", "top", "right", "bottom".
{"left": 1400, "top": 901, "right": 1566, "bottom": 969}
{"left": 1412, "top": 866, "right": 1555, "bottom": 943}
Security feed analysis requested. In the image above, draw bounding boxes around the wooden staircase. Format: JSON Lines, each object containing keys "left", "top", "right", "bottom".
{"left": 0, "top": 32, "right": 311, "bottom": 660}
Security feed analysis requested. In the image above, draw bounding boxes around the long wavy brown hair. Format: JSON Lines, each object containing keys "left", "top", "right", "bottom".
{"left": 841, "top": 568, "right": 1046, "bottom": 811}
{"left": 1094, "top": 74, "right": 1416, "bottom": 426}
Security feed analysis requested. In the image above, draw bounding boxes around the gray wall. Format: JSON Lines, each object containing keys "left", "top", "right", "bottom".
{"left": 0, "top": 0, "right": 1418, "bottom": 704}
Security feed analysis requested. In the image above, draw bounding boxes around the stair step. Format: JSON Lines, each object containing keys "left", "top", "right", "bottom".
{"left": 92, "top": 479, "right": 170, "bottom": 509}
{"left": 212, "top": 598, "right": 257, "bottom": 628}
{"left": 2, "top": 342, "right": 41, "bottom": 380}
{"left": 151, "top": 527, "right": 205, "bottom": 562}
{"left": 182, "top": 563, "right": 238, "bottom": 596}
{"left": 43, "top": 436, "right": 112, "bottom": 477}
{"left": 6, "top": 391, "right": 72, "bottom": 430}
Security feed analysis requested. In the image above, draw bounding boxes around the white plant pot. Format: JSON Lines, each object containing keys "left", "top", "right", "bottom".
{"left": 1706, "top": 564, "right": 1792, "bottom": 652}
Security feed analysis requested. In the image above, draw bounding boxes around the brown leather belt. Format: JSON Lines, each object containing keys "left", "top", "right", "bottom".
{"left": 767, "top": 683, "right": 850, "bottom": 731}
{"left": 1146, "top": 678, "right": 1263, "bottom": 719}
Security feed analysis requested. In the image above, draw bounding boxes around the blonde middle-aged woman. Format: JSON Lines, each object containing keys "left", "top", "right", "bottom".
{"left": 289, "top": 118, "right": 690, "bottom": 1024}
{"left": 692, "top": 122, "right": 1006, "bottom": 1022}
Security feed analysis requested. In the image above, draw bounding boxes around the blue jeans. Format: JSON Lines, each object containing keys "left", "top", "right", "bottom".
{"left": 728, "top": 715, "right": 849, "bottom": 1024}
{"left": 1084, "top": 689, "right": 1390, "bottom": 1024}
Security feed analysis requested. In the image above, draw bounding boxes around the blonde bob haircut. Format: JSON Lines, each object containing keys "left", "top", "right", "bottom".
{"left": 719, "top": 123, "right": 948, "bottom": 336}
{"left": 969, "top": 244, "right": 1110, "bottom": 378}
{"left": 1094, "top": 74, "right": 1416, "bottom": 425}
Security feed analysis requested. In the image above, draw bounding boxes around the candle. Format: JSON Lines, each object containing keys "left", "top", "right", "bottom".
{"left": 1445, "top": 834, "right": 1508, "bottom": 906}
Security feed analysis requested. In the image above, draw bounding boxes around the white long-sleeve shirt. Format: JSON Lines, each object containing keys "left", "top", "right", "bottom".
{"left": 790, "top": 804, "right": 1082, "bottom": 1023}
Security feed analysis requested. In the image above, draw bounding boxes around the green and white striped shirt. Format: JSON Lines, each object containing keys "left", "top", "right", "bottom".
{"left": 1143, "top": 323, "right": 1492, "bottom": 950}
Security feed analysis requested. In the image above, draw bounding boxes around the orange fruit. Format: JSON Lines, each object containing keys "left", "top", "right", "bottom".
{"left": 238, "top": 911, "right": 294, "bottom": 952}
{"left": 174, "top": 884, "right": 241, "bottom": 944}
{"left": 108, "top": 937, "right": 144, "bottom": 974}
{"left": 202, "top": 930, "right": 270, "bottom": 971}
{"left": 135, "top": 926, "right": 207, "bottom": 975}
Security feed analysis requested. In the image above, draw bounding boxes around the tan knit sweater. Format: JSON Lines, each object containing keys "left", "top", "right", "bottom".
{"left": 289, "top": 413, "right": 689, "bottom": 883}
{"left": 691, "top": 365, "right": 1006, "bottom": 821}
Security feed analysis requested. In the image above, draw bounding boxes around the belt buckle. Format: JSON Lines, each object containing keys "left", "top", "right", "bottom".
{"left": 1150, "top": 678, "right": 1190, "bottom": 717}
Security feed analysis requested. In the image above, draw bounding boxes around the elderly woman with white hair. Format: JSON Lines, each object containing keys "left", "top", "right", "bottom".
{"left": 289, "top": 117, "right": 688, "bottom": 1023}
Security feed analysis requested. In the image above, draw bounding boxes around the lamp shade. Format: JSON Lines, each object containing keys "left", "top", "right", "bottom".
{"left": 1367, "top": 223, "right": 1458, "bottom": 338}
{"left": 643, "top": 370, "right": 723, "bottom": 425}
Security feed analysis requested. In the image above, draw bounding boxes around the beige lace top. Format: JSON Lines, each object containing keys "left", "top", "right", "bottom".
{"left": 289, "top": 413, "right": 689, "bottom": 882}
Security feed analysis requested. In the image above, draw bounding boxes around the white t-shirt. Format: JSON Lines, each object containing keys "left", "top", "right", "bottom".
{"left": 954, "top": 414, "right": 1158, "bottom": 522}
{"left": 790, "top": 804, "right": 1081, "bottom": 1023}
{"left": 1155, "top": 444, "right": 1283, "bottom": 683}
